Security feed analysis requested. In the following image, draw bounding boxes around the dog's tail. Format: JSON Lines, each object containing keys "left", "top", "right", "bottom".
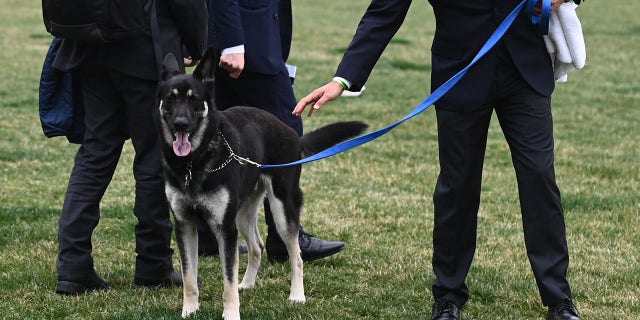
{"left": 300, "top": 121, "right": 368, "bottom": 157}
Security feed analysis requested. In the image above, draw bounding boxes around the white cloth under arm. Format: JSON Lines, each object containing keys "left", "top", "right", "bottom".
{"left": 543, "top": 2, "right": 586, "bottom": 82}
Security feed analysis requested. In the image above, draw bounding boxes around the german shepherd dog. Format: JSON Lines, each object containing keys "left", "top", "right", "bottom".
{"left": 154, "top": 49, "right": 367, "bottom": 319}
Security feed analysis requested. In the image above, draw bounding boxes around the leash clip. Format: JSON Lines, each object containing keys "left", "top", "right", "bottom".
{"left": 233, "top": 155, "right": 262, "bottom": 168}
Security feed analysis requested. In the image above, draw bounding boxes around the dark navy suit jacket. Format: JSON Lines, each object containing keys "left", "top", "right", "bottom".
{"left": 335, "top": 0, "right": 555, "bottom": 110}
{"left": 209, "top": 0, "right": 291, "bottom": 75}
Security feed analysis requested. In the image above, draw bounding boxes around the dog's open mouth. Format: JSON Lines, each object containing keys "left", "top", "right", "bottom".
{"left": 173, "top": 132, "right": 192, "bottom": 157}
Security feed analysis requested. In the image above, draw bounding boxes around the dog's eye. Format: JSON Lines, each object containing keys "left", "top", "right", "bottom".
{"left": 193, "top": 106, "right": 206, "bottom": 114}
{"left": 162, "top": 104, "right": 174, "bottom": 113}
{"left": 160, "top": 97, "right": 175, "bottom": 112}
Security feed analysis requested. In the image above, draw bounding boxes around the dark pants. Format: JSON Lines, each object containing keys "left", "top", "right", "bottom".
{"left": 57, "top": 65, "right": 174, "bottom": 281}
{"left": 197, "top": 67, "right": 303, "bottom": 250}
{"left": 431, "top": 49, "right": 572, "bottom": 307}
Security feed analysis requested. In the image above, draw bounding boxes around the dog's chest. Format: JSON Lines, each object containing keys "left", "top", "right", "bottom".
{"left": 166, "top": 183, "right": 231, "bottom": 226}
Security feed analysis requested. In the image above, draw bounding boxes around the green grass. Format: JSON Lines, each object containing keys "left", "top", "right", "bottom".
{"left": 1, "top": 0, "right": 639, "bottom": 319}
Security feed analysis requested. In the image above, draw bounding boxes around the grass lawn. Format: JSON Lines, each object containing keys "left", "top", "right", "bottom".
{"left": 1, "top": 0, "right": 638, "bottom": 319}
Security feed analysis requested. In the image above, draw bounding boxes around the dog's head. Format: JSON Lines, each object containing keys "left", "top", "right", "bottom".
{"left": 156, "top": 48, "right": 217, "bottom": 157}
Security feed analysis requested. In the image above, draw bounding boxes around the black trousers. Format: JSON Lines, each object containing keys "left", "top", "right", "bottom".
{"left": 57, "top": 65, "right": 173, "bottom": 281}
{"left": 431, "top": 51, "right": 573, "bottom": 307}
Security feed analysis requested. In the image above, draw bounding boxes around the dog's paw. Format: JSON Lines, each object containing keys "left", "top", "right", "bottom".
{"left": 238, "top": 281, "right": 255, "bottom": 291}
{"left": 288, "top": 294, "right": 306, "bottom": 304}
{"left": 181, "top": 302, "right": 200, "bottom": 318}
{"left": 222, "top": 309, "right": 241, "bottom": 320}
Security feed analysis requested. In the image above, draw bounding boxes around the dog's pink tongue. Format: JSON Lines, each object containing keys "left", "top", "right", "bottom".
{"left": 173, "top": 132, "right": 192, "bottom": 157}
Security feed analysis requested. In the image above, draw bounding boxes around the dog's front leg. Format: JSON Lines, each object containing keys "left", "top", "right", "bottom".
{"left": 174, "top": 213, "right": 200, "bottom": 318}
{"left": 217, "top": 231, "right": 241, "bottom": 320}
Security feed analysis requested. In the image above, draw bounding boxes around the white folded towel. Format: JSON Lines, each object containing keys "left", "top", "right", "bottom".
{"left": 543, "top": 2, "right": 586, "bottom": 82}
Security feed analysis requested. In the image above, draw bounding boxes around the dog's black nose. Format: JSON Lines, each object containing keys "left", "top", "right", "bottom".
{"left": 173, "top": 116, "right": 189, "bottom": 131}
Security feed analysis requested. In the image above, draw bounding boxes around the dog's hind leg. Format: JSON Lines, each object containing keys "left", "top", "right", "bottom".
{"left": 266, "top": 181, "right": 305, "bottom": 303}
{"left": 173, "top": 213, "right": 200, "bottom": 318}
{"left": 236, "top": 186, "right": 265, "bottom": 290}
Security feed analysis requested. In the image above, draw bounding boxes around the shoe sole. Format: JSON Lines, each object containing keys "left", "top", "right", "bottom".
{"left": 134, "top": 279, "right": 182, "bottom": 288}
{"left": 55, "top": 281, "right": 110, "bottom": 295}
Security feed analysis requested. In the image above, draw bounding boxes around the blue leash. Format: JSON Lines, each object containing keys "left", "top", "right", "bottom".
{"left": 261, "top": 0, "right": 550, "bottom": 169}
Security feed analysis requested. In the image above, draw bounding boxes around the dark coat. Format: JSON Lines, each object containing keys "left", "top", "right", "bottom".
{"left": 52, "top": 0, "right": 208, "bottom": 81}
{"left": 40, "top": 0, "right": 208, "bottom": 142}
{"left": 209, "top": 0, "right": 291, "bottom": 75}
{"left": 334, "top": 0, "right": 554, "bottom": 110}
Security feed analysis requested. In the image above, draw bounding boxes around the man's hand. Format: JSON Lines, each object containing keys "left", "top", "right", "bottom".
{"left": 535, "top": 0, "right": 564, "bottom": 14}
{"left": 184, "top": 57, "right": 199, "bottom": 68}
{"left": 293, "top": 81, "right": 345, "bottom": 117}
{"left": 219, "top": 52, "right": 245, "bottom": 79}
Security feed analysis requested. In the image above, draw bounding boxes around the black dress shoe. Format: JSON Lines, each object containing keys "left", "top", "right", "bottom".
{"left": 266, "top": 232, "right": 346, "bottom": 263}
{"left": 56, "top": 270, "right": 111, "bottom": 295}
{"left": 134, "top": 269, "right": 183, "bottom": 288}
{"left": 431, "top": 299, "right": 460, "bottom": 320}
{"left": 547, "top": 299, "right": 581, "bottom": 320}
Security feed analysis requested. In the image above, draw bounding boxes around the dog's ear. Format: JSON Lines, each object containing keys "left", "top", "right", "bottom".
{"left": 193, "top": 46, "right": 217, "bottom": 81}
{"left": 162, "top": 53, "right": 182, "bottom": 81}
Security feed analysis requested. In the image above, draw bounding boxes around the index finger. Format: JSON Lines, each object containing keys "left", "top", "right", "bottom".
{"left": 293, "top": 95, "right": 317, "bottom": 116}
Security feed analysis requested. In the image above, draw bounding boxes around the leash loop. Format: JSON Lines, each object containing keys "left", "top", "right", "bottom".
{"left": 525, "top": 0, "right": 552, "bottom": 34}
{"left": 261, "top": 0, "right": 549, "bottom": 169}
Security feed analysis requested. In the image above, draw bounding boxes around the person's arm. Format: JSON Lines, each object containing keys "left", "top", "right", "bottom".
{"left": 210, "top": 0, "right": 245, "bottom": 78}
{"left": 168, "top": 0, "right": 208, "bottom": 60}
{"left": 293, "top": 0, "right": 412, "bottom": 117}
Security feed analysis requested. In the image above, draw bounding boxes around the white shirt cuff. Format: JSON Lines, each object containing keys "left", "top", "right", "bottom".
{"left": 221, "top": 45, "right": 245, "bottom": 55}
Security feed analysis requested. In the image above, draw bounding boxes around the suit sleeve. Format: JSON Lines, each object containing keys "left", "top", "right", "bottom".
{"left": 210, "top": 0, "right": 244, "bottom": 50}
{"left": 168, "top": 0, "right": 209, "bottom": 59}
{"left": 279, "top": 0, "right": 292, "bottom": 62}
{"left": 335, "top": 0, "right": 412, "bottom": 91}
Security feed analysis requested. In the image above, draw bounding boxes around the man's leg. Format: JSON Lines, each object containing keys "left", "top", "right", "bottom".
{"left": 496, "top": 88, "right": 573, "bottom": 307}
{"left": 113, "top": 70, "right": 178, "bottom": 286}
{"left": 56, "top": 66, "right": 126, "bottom": 294}
{"left": 431, "top": 106, "right": 493, "bottom": 307}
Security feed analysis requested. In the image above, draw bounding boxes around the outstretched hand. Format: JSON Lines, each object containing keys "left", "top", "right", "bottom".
{"left": 293, "top": 81, "right": 345, "bottom": 117}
